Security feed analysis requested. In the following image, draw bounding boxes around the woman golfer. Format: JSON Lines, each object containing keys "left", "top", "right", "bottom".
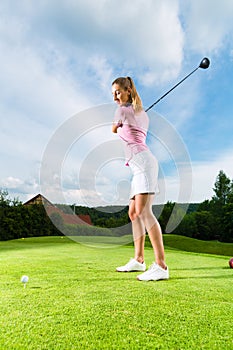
{"left": 112, "top": 77, "right": 169, "bottom": 281}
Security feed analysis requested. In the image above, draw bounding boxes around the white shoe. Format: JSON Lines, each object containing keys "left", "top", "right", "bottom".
{"left": 116, "top": 258, "right": 146, "bottom": 272}
{"left": 137, "top": 263, "right": 169, "bottom": 281}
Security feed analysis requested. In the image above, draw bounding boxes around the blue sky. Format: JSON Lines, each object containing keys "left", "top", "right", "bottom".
{"left": 1, "top": 0, "right": 233, "bottom": 207}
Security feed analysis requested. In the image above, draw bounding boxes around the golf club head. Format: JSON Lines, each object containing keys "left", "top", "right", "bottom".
{"left": 199, "top": 57, "right": 210, "bottom": 69}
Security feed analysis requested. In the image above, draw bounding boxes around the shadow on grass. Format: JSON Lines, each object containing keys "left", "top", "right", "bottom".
{"left": 170, "top": 265, "right": 233, "bottom": 279}
{"left": 173, "top": 266, "right": 229, "bottom": 271}
{"left": 171, "top": 274, "right": 232, "bottom": 280}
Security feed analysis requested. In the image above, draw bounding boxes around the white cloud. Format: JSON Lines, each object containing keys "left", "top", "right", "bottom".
{"left": 0, "top": 176, "right": 40, "bottom": 201}
{"left": 0, "top": 40, "right": 90, "bottom": 125}
{"left": 156, "top": 148, "right": 233, "bottom": 204}
{"left": 181, "top": 0, "right": 233, "bottom": 54}
{"left": 0, "top": 0, "right": 233, "bottom": 209}
{"left": 0, "top": 177, "right": 23, "bottom": 189}
{"left": 190, "top": 149, "right": 233, "bottom": 202}
{"left": 7, "top": 0, "right": 184, "bottom": 87}
{"left": 3, "top": 147, "right": 233, "bottom": 207}
{"left": 87, "top": 55, "right": 114, "bottom": 94}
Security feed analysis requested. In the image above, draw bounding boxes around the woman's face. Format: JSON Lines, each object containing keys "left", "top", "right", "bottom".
{"left": 112, "top": 83, "right": 131, "bottom": 105}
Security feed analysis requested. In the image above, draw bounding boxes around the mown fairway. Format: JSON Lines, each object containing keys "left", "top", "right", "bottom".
{"left": 0, "top": 236, "right": 232, "bottom": 349}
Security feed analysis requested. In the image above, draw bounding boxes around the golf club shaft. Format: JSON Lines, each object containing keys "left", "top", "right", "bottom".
{"left": 145, "top": 66, "right": 199, "bottom": 112}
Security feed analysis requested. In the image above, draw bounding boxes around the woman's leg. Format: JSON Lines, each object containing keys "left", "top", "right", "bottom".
{"left": 133, "top": 194, "right": 166, "bottom": 269}
{"left": 128, "top": 199, "right": 146, "bottom": 263}
{"left": 115, "top": 199, "right": 146, "bottom": 272}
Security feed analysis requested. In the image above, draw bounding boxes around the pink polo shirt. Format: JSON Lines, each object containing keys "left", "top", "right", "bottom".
{"left": 113, "top": 104, "right": 149, "bottom": 165}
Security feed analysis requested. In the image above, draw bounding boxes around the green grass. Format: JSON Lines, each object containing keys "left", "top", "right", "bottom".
{"left": 163, "top": 234, "right": 233, "bottom": 256}
{"left": 0, "top": 236, "right": 232, "bottom": 350}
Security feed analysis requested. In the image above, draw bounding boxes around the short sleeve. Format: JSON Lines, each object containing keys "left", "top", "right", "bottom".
{"left": 113, "top": 106, "right": 126, "bottom": 125}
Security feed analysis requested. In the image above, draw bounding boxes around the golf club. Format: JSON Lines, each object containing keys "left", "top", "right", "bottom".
{"left": 145, "top": 57, "right": 210, "bottom": 112}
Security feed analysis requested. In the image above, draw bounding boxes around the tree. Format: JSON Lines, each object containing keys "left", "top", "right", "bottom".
{"left": 0, "top": 189, "right": 22, "bottom": 207}
{"left": 220, "top": 203, "right": 233, "bottom": 242}
{"left": 197, "top": 199, "right": 211, "bottom": 212}
{"left": 210, "top": 171, "right": 233, "bottom": 241}
{"left": 212, "top": 170, "right": 231, "bottom": 205}
{"left": 194, "top": 211, "right": 216, "bottom": 240}
{"left": 159, "top": 201, "right": 175, "bottom": 233}
{"left": 0, "top": 189, "right": 11, "bottom": 207}
{"left": 174, "top": 212, "right": 198, "bottom": 238}
{"left": 227, "top": 180, "right": 233, "bottom": 204}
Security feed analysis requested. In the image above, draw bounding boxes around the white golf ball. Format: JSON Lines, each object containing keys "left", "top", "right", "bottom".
{"left": 21, "top": 275, "right": 29, "bottom": 283}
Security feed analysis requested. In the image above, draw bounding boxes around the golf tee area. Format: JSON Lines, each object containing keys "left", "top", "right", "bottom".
{"left": 0, "top": 236, "right": 232, "bottom": 350}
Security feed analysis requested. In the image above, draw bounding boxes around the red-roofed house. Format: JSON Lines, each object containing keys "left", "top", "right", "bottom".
{"left": 23, "top": 194, "right": 92, "bottom": 226}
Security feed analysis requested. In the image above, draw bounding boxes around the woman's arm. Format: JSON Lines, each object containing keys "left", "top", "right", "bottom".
{"left": 112, "top": 119, "right": 123, "bottom": 133}
{"left": 112, "top": 124, "right": 118, "bottom": 133}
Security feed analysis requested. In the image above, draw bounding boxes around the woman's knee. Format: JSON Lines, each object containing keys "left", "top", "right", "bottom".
{"left": 128, "top": 196, "right": 151, "bottom": 221}
{"left": 129, "top": 207, "right": 143, "bottom": 221}
{"left": 128, "top": 205, "right": 142, "bottom": 221}
{"left": 128, "top": 208, "right": 136, "bottom": 221}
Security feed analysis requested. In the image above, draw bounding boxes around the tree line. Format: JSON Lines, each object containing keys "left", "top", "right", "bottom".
{"left": 0, "top": 189, "right": 60, "bottom": 240}
{"left": 174, "top": 170, "right": 233, "bottom": 242}
{"left": 0, "top": 170, "right": 233, "bottom": 242}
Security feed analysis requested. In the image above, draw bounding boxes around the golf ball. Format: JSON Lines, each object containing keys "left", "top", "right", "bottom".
{"left": 21, "top": 275, "right": 29, "bottom": 283}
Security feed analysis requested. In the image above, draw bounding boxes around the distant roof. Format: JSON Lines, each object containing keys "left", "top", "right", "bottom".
{"left": 23, "top": 193, "right": 92, "bottom": 225}
{"left": 23, "top": 193, "right": 53, "bottom": 206}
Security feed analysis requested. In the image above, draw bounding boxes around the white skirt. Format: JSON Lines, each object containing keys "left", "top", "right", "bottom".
{"left": 128, "top": 150, "right": 159, "bottom": 199}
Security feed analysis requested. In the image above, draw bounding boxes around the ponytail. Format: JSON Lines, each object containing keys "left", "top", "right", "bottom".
{"left": 126, "top": 77, "right": 143, "bottom": 113}
{"left": 112, "top": 76, "right": 143, "bottom": 113}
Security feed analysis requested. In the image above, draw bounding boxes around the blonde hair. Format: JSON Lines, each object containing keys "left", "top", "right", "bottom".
{"left": 112, "top": 76, "right": 143, "bottom": 113}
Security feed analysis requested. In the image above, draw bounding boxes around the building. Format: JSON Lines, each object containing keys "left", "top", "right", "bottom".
{"left": 23, "top": 194, "right": 92, "bottom": 226}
